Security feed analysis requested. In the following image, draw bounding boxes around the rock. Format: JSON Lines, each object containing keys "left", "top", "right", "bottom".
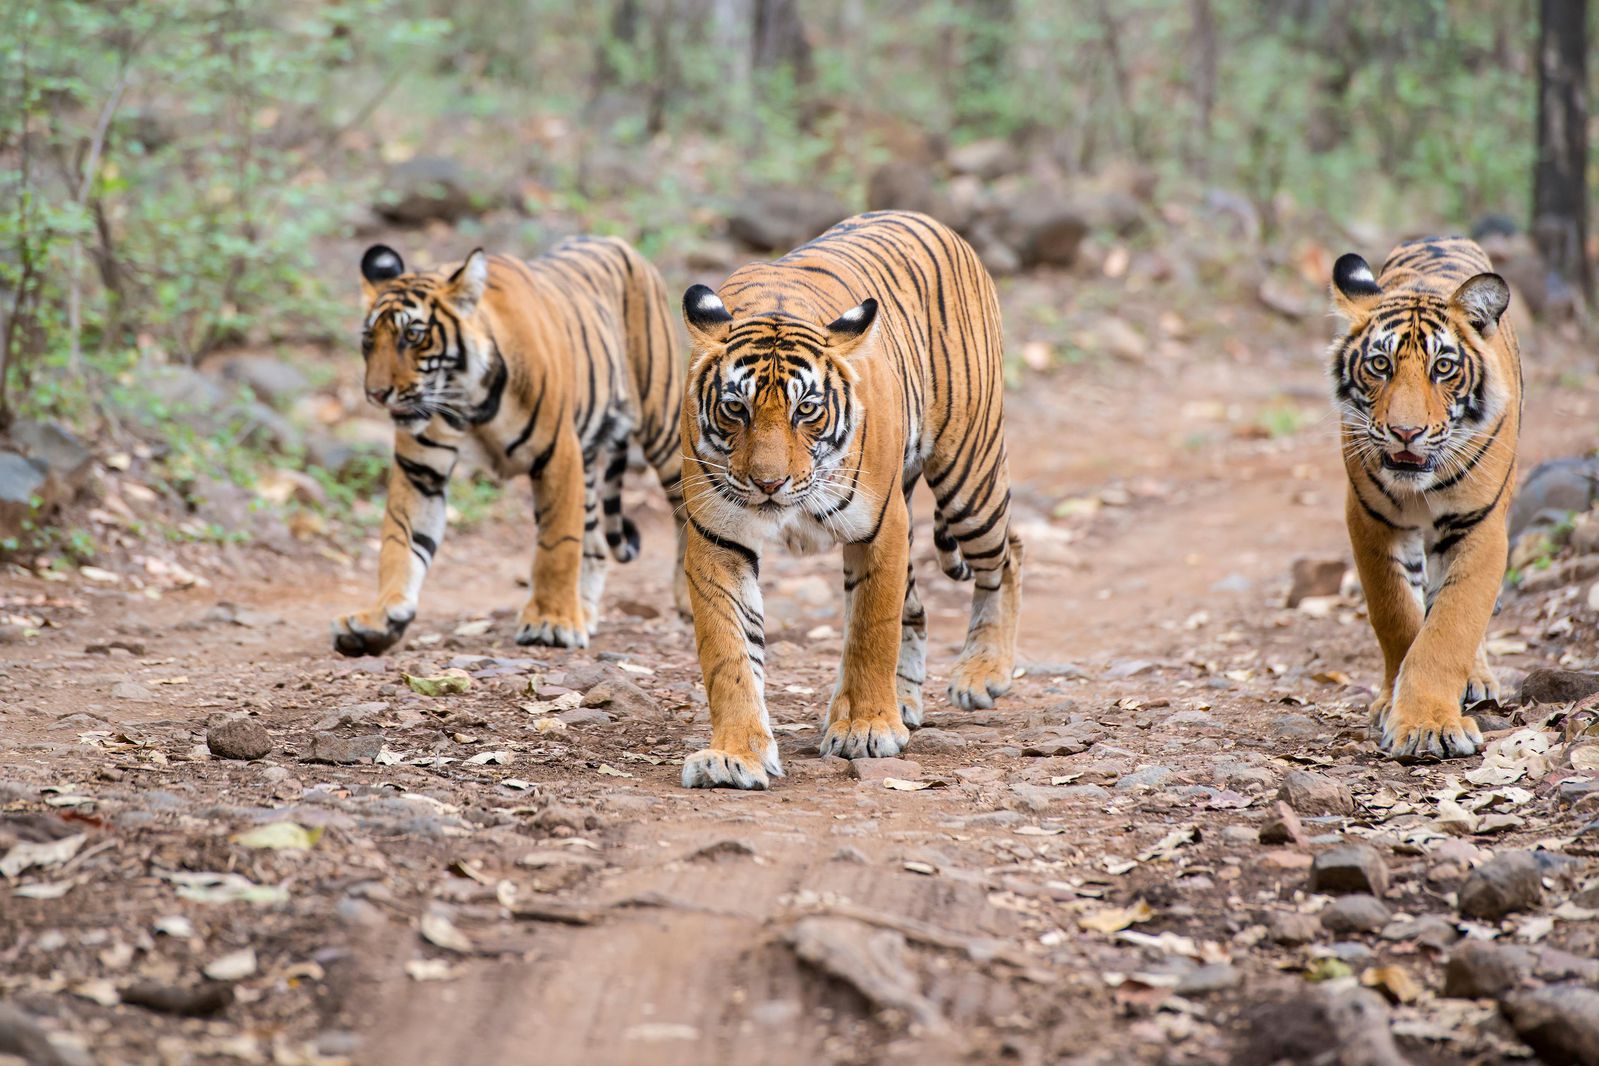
{"left": 1501, "top": 986, "right": 1599, "bottom": 1066}
{"left": 1320, "top": 894, "right": 1391, "bottom": 934}
{"left": 1016, "top": 205, "right": 1090, "bottom": 269}
{"left": 1176, "top": 963, "right": 1239, "bottom": 996}
{"left": 110, "top": 681, "right": 156, "bottom": 702}
{"left": 850, "top": 758, "right": 923, "bottom": 783}
{"left": 866, "top": 161, "right": 949, "bottom": 220}
{"left": 787, "top": 917, "right": 942, "bottom": 1031}
{"left": 206, "top": 719, "right": 271, "bottom": 761}
{"left": 1310, "top": 844, "right": 1390, "bottom": 896}
{"left": 1234, "top": 986, "right": 1409, "bottom": 1066}
{"left": 1380, "top": 915, "right": 1459, "bottom": 949}
{"left": 557, "top": 661, "right": 618, "bottom": 691}
{"left": 120, "top": 980, "right": 234, "bottom": 1017}
{"left": 580, "top": 678, "right": 659, "bottom": 717}
{"left": 1279, "top": 770, "right": 1355, "bottom": 816}
{"left": 1520, "top": 668, "right": 1599, "bottom": 705}
{"left": 374, "top": 156, "right": 479, "bottom": 226}
{"left": 1260, "top": 802, "right": 1306, "bottom": 846}
{"left": 0, "top": 1002, "right": 77, "bottom": 1066}
{"left": 1287, "top": 557, "right": 1347, "bottom": 607}
{"left": 946, "top": 138, "right": 1021, "bottom": 180}
{"left": 1115, "top": 765, "right": 1172, "bottom": 791}
{"left": 555, "top": 707, "right": 613, "bottom": 727}
{"left": 962, "top": 220, "right": 1022, "bottom": 277}
{"left": 8, "top": 419, "right": 93, "bottom": 494}
{"left": 1268, "top": 911, "right": 1320, "bottom": 945}
{"left": 1221, "top": 825, "right": 1259, "bottom": 845}
{"left": 907, "top": 728, "right": 966, "bottom": 754}
{"left": 302, "top": 733, "right": 385, "bottom": 765}
{"left": 727, "top": 187, "right": 849, "bottom": 252}
{"left": 1458, "top": 850, "right": 1543, "bottom": 920}
{"left": 1443, "top": 941, "right": 1536, "bottom": 999}
{"left": 1509, "top": 458, "right": 1599, "bottom": 539}
{"left": 1016, "top": 723, "right": 1103, "bottom": 756}
{"left": 209, "top": 354, "right": 310, "bottom": 405}
{"left": 0, "top": 450, "right": 49, "bottom": 538}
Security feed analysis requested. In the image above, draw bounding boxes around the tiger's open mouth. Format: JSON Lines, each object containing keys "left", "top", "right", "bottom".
{"left": 1382, "top": 449, "right": 1434, "bottom": 473}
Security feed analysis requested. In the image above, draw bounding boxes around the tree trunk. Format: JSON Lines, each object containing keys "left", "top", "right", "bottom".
{"left": 1188, "top": 0, "right": 1217, "bottom": 176}
{"left": 1533, "top": 0, "right": 1592, "bottom": 302}
{"left": 751, "top": 0, "right": 812, "bottom": 84}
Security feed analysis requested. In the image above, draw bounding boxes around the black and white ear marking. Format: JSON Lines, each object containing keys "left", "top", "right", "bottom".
{"left": 826, "top": 298, "right": 878, "bottom": 338}
{"left": 361, "top": 244, "right": 406, "bottom": 283}
{"left": 683, "top": 285, "right": 733, "bottom": 331}
{"left": 1332, "top": 254, "right": 1380, "bottom": 300}
{"left": 1451, "top": 272, "right": 1511, "bottom": 336}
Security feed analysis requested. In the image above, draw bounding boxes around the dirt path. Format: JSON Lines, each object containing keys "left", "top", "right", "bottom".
{"left": 3, "top": 327, "right": 1599, "bottom": 1064}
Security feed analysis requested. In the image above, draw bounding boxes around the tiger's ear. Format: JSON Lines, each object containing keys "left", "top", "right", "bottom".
{"left": 1331, "top": 254, "right": 1382, "bottom": 320}
{"left": 824, "top": 298, "right": 879, "bottom": 360}
{"left": 441, "top": 249, "right": 489, "bottom": 315}
{"left": 1450, "top": 272, "right": 1511, "bottom": 339}
{"left": 683, "top": 284, "right": 733, "bottom": 346}
{"left": 360, "top": 244, "right": 406, "bottom": 302}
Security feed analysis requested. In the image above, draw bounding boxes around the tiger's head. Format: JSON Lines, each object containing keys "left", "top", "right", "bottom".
{"left": 681, "top": 285, "right": 878, "bottom": 513}
{"left": 1330, "top": 254, "right": 1511, "bottom": 488}
{"left": 358, "top": 244, "right": 490, "bottom": 432}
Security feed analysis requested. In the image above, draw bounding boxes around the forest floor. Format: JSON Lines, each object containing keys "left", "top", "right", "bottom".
{"left": 3, "top": 275, "right": 1599, "bottom": 1066}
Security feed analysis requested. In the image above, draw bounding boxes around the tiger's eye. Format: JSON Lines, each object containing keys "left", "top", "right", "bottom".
{"left": 720, "top": 398, "right": 747, "bottom": 421}
{"left": 795, "top": 400, "right": 821, "bottom": 420}
{"left": 1368, "top": 355, "right": 1391, "bottom": 375}
{"left": 1433, "top": 357, "right": 1458, "bottom": 377}
{"left": 405, "top": 323, "right": 427, "bottom": 343}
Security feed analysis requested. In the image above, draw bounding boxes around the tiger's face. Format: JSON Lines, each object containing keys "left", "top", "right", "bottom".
{"left": 681, "top": 286, "right": 878, "bottom": 513}
{"left": 358, "top": 244, "right": 488, "bottom": 433}
{"left": 1330, "top": 254, "right": 1510, "bottom": 489}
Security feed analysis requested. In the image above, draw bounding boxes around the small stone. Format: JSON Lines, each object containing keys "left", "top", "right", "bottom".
{"left": 1260, "top": 802, "right": 1306, "bottom": 846}
{"left": 580, "top": 678, "right": 659, "bottom": 717}
{"left": 110, "top": 681, "right": 156, "bottom": 702}
{"left": 1320, "top": 894, "right": 1391, "bottom": 934}
{"left": 1115, "top": 765, "right": 1172, "bottom": 791}
{"left": 1520, "top": 668, "right": 1599, "bottom": 705}
{"left": 1221, "top": 825, "right": 1259, "bottom": 845}
{"left": 850, "top": 758, "right": 923, "bottom": 783}
{"left": 557, "top": 661, "right": 617, "bottom": 691}
{"left": 555, "top": 708, "right": 614, "bottom": 727}
{"left": 302, "top": 734, "right": 385, "bottom": 765}
{"left": 1286, "top": 557, "right": 1346, "bottom": 607}
{"left": 1175, "top": 963, "right": 1239, "bottom": 996}
{"left": 206, "top": 719, "right": 271, "bottom": 761}
{"left": 831, "top": 846, "right": 868, "bottom": 864}
{"left": 1501, "top": 986, "right": 1599, "bottom": 1065}
{"left": 1279, "top": 770, "right": 1354, "bottom": 816}
{"left": 907, "top": 728, "right": 966, "bottom": 754}
{"left": 1380, "top": 915, "right": 1459, "bottom": 949}
{"left": 1269, "top": 911, "right": 1320, "bottom": 945}
{"left": 1458, "top": 851, "right": 1543, "bottom": 920}
{"left": 1443, "top": 941, "right": 1536, "bottom": 999}
{"left": 1270, "top": 714, "right": 1320, "bottom": 739}
{"left": 1309, "top": 844, "right": 1390, "bottom": 896}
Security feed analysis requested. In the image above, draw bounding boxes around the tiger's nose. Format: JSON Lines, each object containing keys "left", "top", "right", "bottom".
{"left": 1390, "top": 425, "right": 1425, "bottom": 444}
{"left": 751, "top": 475, "right": 788, "bottom": 496}
{"left": 366, "top": 387, "right": 392, "bottom": 405}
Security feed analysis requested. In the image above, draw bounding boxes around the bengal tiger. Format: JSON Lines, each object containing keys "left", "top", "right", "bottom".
{"left": 677, "top": 210, "right": 1023, "bottom": 789}
{"left": 332, "top": 237, "right": 688, "bottom": 656}
{"left": 1330, "top": 237, "right": 1520, "bottom": 759}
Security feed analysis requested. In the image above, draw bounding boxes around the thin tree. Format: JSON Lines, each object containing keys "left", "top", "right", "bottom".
{"left": 1533, "top": 0, "right": 1592, "bottom": 304}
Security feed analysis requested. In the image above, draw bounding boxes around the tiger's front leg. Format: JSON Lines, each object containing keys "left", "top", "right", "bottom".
{"left": 820, "top": 498, "right": 913, "bottom": 759}
{"left": 681, "top": 523, "right": 781, "bottom": 789}
{"left": 332, "top": 435, "right": 457, "bottom": 656}
{"left": 517, "top": 429, "right": 590, "bottom": 648}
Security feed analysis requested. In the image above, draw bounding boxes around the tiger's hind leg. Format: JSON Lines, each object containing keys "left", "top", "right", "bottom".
{"left": 948, "top": 528, "right": 1022, "bottom": 710}
{"left": 580, "top": 469, "right": 609, "bottom": 633}
{"left": 896, "top": 481, "right": 928, "bottom": 728}
{"left": 649, "top": 438, "right": 692, "bottom": 620}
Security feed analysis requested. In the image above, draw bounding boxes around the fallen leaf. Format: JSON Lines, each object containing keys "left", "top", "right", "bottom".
{"left": 419, "top": 912, "right": 473, "bottom": 953}
{"left": 883, "top": 778, "right": 944, "bottom": 791}
{"left": 1137, "top": 825, "right": 1199, "bottom": 862}
{"left": 1306, "top": 957, "right": 1353, "bottom": 982}
{"left": 231, "top": 822, "right": 322, "bottom": 850}
{"left": 903, "top": 861, "right": 937, "bottom": 876}
{"left": 595, "top": 763, "right": 633, "bottom": 779}
{"left": 13, "top": 880, "right": 76, "bottom": 899}
{"left": 1078, "top": 900, "right": 1155, "bottom": 934}
{"left": 532, "top": 717, "right": 568, "bottom": 733}
{"left": 166, "top": 870, "right": 288, "bottom": 906}
{"left": 1361, "top": 964, "right": 1420, "bottom": 1004}
{"left": 404, "top": 669, "right": 473, "bottom": 697}
{"left": 405, "top": 959, "right": 458, "bottom": 982}
{"left": 453, "top": 619, "right": 493, "bottom": 637}
{"left": 70, "top": 979, "right": 120, "bottom": 1006}
{"left": 465, "top": 751, "right": 510, "bottom": 765}
{"left": 0, "top": 833, "right": 87, "bottom": 879}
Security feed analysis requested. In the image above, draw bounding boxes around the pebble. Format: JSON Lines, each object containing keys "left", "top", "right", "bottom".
{"left": 1114, "top": 765, "right": 1172, "bottom": 791}
{"left": 301, "top": 733, "right": 385, "bottom": 765}
{"left": 850, "top": 757, "right": 924, "bottom": 783}
{"left": 1270, "top": 714, "right": 1320, "bottom": 739}
{"left": 1519, "top": 668, "right": 1599, "bottom": 705}
{"left": 1379, "top": 915, "right": 1458, "bottom": 949}
{"left": 1320, "top": 894, "right": 1391, "bottom": 934}
{"left": 1279, "top": 770, "right": 1354, "bottom": 816}
{"left": 1502, "top": 986, "right": 1599, "bottom": 1065}
{"left": 206, "top": 719, "right": 271, "bottom": 761}
{"left": 1220, "top": 825, "right": 1258, "bottom": 845}
{"left": 1268, "top": 911, "right": 1320, "bottom": 945}
{"left": 110, "top": 681, "right": 156, "bottom": 701}
{"left": 581, "top": 678, "right": 659, "bottom": 717}
{"left": 1259, "top": 804, "right": 1305, "bottom": 845}
{"left": 1309, "top": 844, "right": 1389, "bottom": 896}
{"left": 1458, "top": 850, "right": 1543, "bottom": 920}
{"left": 556, "top": 708, "right": 614, "bottom": 727}
{"left": 1175, "top": 963, "right": 1239, "bottom": 996}
{"left": 1443, "top": 941, "right": 1535, "bottom": 999}
{"left": 907, "top": 728, "right": 966, "bottom": 753}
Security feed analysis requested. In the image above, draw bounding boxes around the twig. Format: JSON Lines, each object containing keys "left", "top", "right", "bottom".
{"left": 65, "top": 67, "right": 133, "bottom": 378}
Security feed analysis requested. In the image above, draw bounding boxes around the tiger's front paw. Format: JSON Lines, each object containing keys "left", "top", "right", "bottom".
{"left": 1372, "top": 689, "right": 1484, "bottom": 760}
{"left": 681, "top": 737, "right": 782, "bottom": 790}
{"left": 514, "top": 607, "right": 591, "bottom": 652}
{"left": 948, "top": 648, "right": 1013, "bottom": 711}
{"left": 819, "top": 711, "right": 910, "bottom": 760}
{"left": 332, "top": 604, "right": 413, "bottom": 657}
{"left": 898, "top": 679, "right": 925, "bottom": 729}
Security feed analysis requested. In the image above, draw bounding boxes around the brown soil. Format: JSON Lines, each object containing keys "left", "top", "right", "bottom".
{"left": 3, "top": 287, "right": 1599, "bottom": 1065}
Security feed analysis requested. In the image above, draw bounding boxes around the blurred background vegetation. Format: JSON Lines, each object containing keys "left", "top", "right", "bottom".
{"left": 0, "top": 0, "right": 1588, "bottom": 561}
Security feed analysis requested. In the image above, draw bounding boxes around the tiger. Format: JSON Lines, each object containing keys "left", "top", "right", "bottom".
{"left": 1329, "top": 236, "right": 1520, "bottom": 759}
{"left": 332, "top": 237, "right": 688, "bottom": 657}
{"left": 677, "top": 210, "right": 1023, "bottom": 790}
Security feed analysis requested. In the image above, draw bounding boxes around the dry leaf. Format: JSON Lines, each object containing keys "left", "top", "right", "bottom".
{"left": 1078, "top": 899, "right": 1155, "bottom": 934}
{"left": 420, "top": 913, "right": 473, "bottom": 954}
{"left": 465, "top": 751, "right": 510, "bottom": 765}
{"left": 404, "top": 669, "right": 473, "bottom": 697}
{"left": 203, "top": 947, "right": 258, "bottom": 981}
{"left": 595, "top": 763, "right": 633, "bottom": 778}
{"left": 903, "top": 861, "right": 937, "bottom": 876}
{"left": 532, "top": 717, "right": 568, "bottom": 733}
{"left": 1137, "top": 825, "right": 1198, "bottom": 862}
{"left": 453, "top": 619, "right": 493, "bottom": 637}
{"left": 232, "top": 822, "right": 322, "bottom": 850}
{"left": 1361, "top": 964, "right": 1420, "bottom": 1004}
{"left": 0, "top": 833, "right": 87, "bottom": 879}
{"left": 405, "top": 959, "right": 459, "bottom": 982}
{"left": 883, "top": 778, "right": 944, "bottom": 791}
